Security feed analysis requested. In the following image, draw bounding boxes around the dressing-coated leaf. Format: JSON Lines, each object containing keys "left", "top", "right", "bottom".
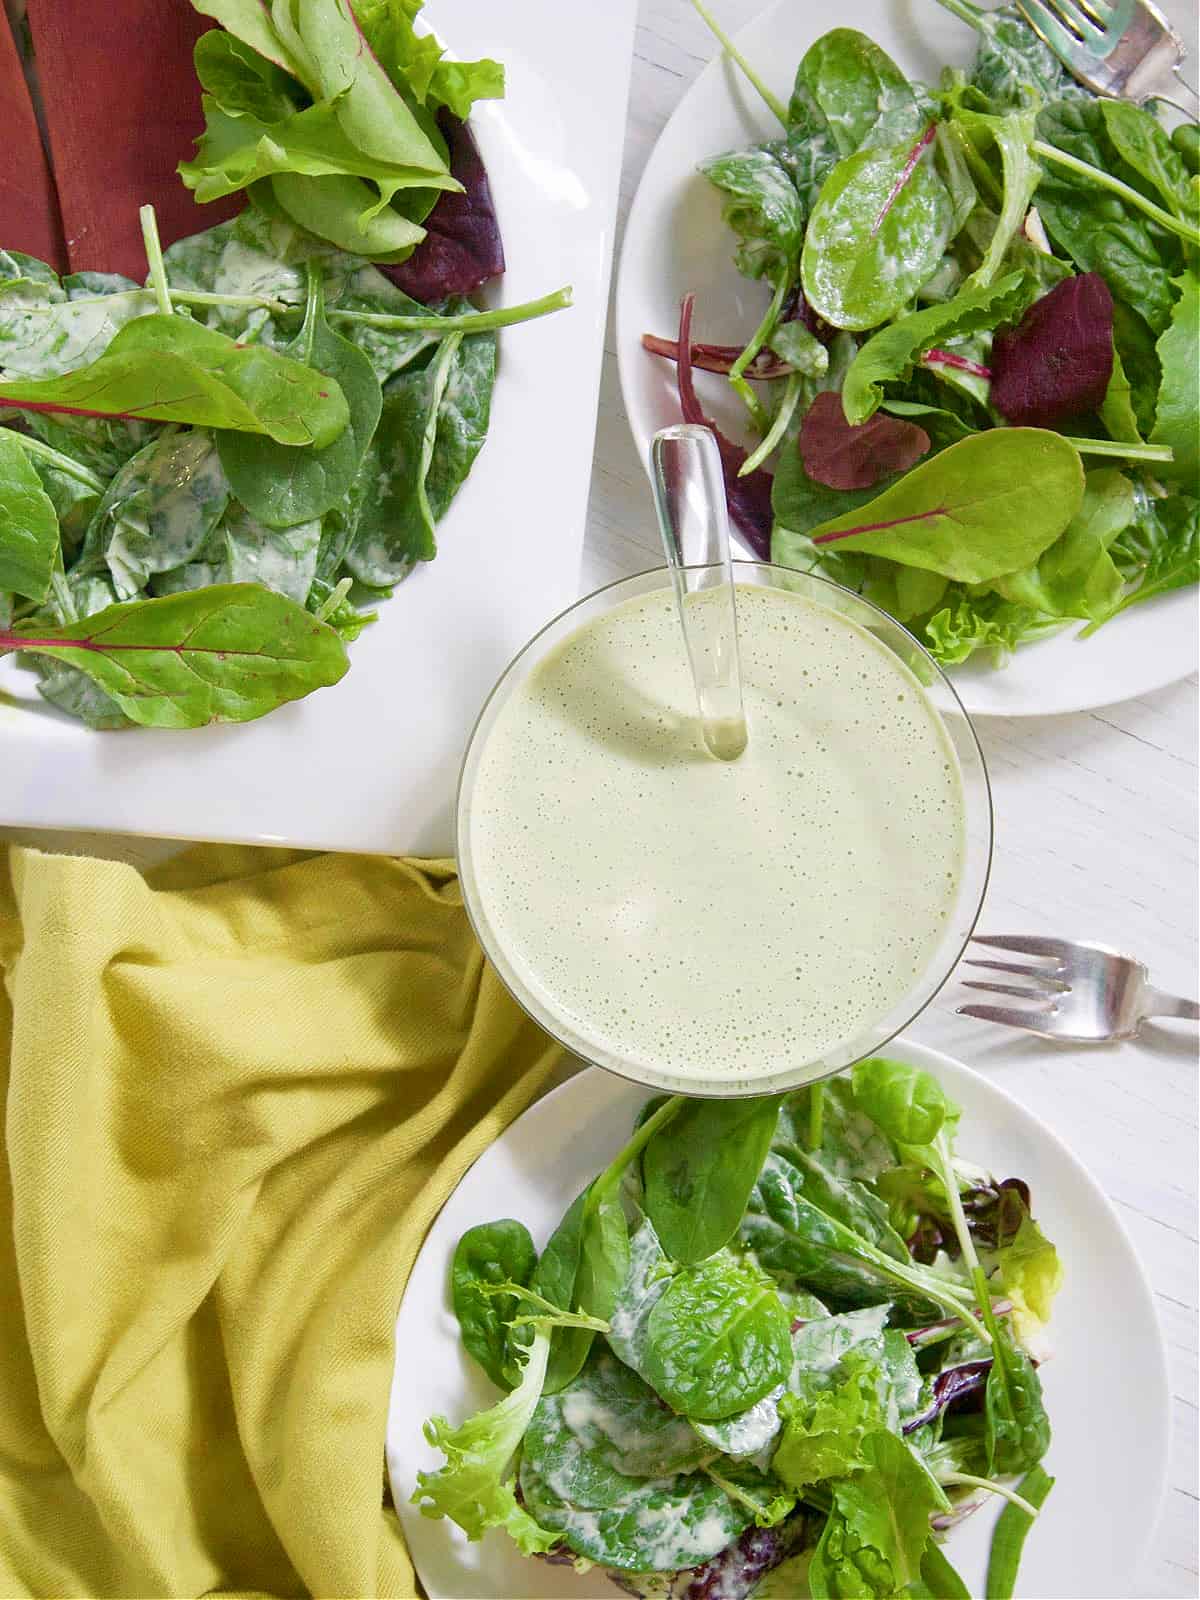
{"left": 644, "top": 1257, "right": 792, "bottom": 1421}
{"left": 801, "top": 126, "right": 955, "bottom": 331}
{"left": 0, "top": 430, "right": 60, "bottom": 601}
{"left": 217, "top": 267, "right": 382, "bottom": 526}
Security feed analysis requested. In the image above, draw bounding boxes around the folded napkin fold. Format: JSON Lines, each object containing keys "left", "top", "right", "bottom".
{"left": 0, "top": 844, "right": 563, "bottom": 1598}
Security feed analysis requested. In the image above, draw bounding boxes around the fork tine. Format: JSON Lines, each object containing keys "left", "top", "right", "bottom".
{"left": 957, "top": 1003, "right": 1065, "bottom": 1038}
{"left": 1039, "top": 0, "right": 1091, "bottom": 40}
{"left": 1015, "top": 0, "right": 1082, "bottom": 53}
{"left": 1073, "top": 0, "right": 1115, "bottom": 25}
{"left": 963, "top": 958, "right": 1068, "bottom": 989}
{"left": 960, "top": 981, "right": 1058, "bottom": 1006}
{"left": 970, "top": 934, "right": 1074, "bottom": 959}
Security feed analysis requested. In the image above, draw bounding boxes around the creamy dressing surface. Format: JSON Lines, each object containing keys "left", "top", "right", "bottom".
{"left": 468, "top": 584, "right": 964, "bottom": 1084}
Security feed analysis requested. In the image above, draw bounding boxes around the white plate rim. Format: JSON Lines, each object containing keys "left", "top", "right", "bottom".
{"left": 613, "top": 0, "right": 1199, "bottom": 719}
{"left": 387, "top": 1040, "right": 1171, "bottom": 1600}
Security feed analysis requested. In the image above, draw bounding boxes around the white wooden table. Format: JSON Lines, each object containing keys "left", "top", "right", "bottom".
{"left": 3, "top": 4, "right": 1196, "bottom": 1593}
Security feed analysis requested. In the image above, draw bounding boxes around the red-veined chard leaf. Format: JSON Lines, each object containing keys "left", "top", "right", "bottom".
{"left": 799, "top": 390, "right": 931, "bottom": 491}
{"left": 990, "top": 273, "right": 1114, "bottom": 429}
{"left": 0, "top": 583, "right": 349, "bottom": 727}
{"left": 808, "top": 429, "right": 1085, "bottom": 582}
{"left": 381, "top": 115, "right": 505, "bottom": 301}
{"left": 0, "top": 314, "right": 350, "bottom": 445}
{"left": 675, "top": 293, "right": 772, "bottom": 559}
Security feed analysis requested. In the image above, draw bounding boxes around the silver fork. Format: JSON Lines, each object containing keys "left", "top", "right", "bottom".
{"left": 1015, "top": 0, "right": 1199, "bottom": 113}
{"left": 958, "top": 934, "right": 1200, "bottom": 1041}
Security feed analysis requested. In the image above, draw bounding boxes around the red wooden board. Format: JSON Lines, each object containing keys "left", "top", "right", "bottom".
{"left": 0, "top": 11, "right": 65, "bottom": 269}
{"left": 25, "top": 0, "right": 240, "bottom": 279}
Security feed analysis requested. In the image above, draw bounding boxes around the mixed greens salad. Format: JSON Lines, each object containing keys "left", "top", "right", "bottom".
{"left": 414, "top": 1059, "right": 1063, "bottom": 1599}
{"left": 646, "top": 0, "right": 1199, "bottom": 668}
{"left": 0, "top": 0, "right": 568, "bottom": 729}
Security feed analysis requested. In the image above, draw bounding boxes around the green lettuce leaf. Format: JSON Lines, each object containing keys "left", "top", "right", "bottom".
{"left": 411, "top": 1327, "right": 559, "bottom": 1555}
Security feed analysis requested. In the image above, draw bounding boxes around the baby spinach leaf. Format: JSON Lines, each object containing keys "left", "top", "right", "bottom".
{"left": 801, "top": 125, "right": 955, "bottom": 331}
{"left": 986, "top": 1464, "right": 1054, "bottom": 1600}
{"left": 851, "top": 1058, "right": 952, "bottom": 1148}
{"left": 519, "top": 1454, "right": 751, "bottom": 1573}
{"left": 412, "top": 1328, "right": 559, "bottom": 1556}
{"left": 984, "top": 1322, "right": 1050, "bottom": 1476}
{"left": 691, "top": 1385, "right": 786, "bottom": 1459}
{"left": 794, "top": 29, "right": 925, "bottom": 158}
{"left": 217, "top": 266, "right": 382, "bottom": 527}
{"left": 700, "top": 147, "right": 804, "bottom": 286}
{"left": 346, "top": 328, "right": 494, "bottom": 585}
{"left": 1099, "top": 101, "right": 1196, "bottom": 221}
{"left": 644, "top": 1257, "right": 792, "bottom": 1421}
{"left": 218, "top": 504, "right": 323, "bottom": 605}
{"left": 0, "top": 583, "right": 349, "bottom": 727}
{"left": 530, "top": 1188, "right": 594, "bottom": 1395}
{"left": 0, "top": 315, "right": 350, "bottom": 446}
{"left": 841, "top": 271, "right": 1028, "bottom": 423}
{"left": 17, "top": 410, "right": 152, "bottom": 480}
{"left": 0, "top": 430, "right": 60, "bottom": 601}
{"left": 525, "top": 1345, "right": 711, "bottom": 1495}
{"left": 606, "top": 1216, "right": 677, "bottom": 1378}
{"left": 1150, "top": 270, "right": 1199, "bottom": 487}
{"left": 806, "top": 429, "right": 1085, "bottom": 582}
{"left": 957, "top": 0, "right": 1080, "bottom": 108}
{"left": 575, "top": 1188, "right": 631, "bottom": 1332}
{"left": 642, "top": 1095, "right": 782, "bottom": 1265}
{"left": 0, "top": 269, "right": 156, "bottom": 380}
{"left": 1035, "top": 97, "right": 1181, "bottom": 333}
{"left": 782, "top": 1081, "right": 898, "bottom": 1185}
{"left": 992, "top": 467, "right": 1133, "bottom": 620}
{"left": 77, "top": 430, "right": 231, "bottom": 598}
{"left": 451, "top": 1219, "right": 537, "bottom": 1391}
{"left": 808, "top": 1429, "right": 942, "bottom": 1598}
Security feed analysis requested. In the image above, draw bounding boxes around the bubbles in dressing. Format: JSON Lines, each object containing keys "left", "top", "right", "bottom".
{"left": 467, "top": 584, "right": 965, "bottom": 1083}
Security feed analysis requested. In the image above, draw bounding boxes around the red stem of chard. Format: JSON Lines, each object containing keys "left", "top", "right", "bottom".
{"left": 871, "top": 123, "right": 938, "bottom": 239}
{"left": 923, "top": 348, "right": 992, "bottom": 379}
{"left": 813, "top": 506, "right": 949, "bottom": 545}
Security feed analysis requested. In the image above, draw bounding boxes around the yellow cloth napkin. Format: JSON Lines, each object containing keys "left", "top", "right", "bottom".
{"left": 0, "top": 843, "right": 563, "bottom": 1598}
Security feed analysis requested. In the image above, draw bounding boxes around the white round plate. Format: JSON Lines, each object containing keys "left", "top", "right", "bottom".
{"left": 387, "top": 1042, "right": 1169, "bottom": 1599}
{"left": 614, "top": 0, "right": 1198, "bottom": 717}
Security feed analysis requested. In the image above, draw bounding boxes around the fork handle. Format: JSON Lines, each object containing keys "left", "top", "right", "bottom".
{"left": 1145, "top": 987, "right": 1200, "bottom": 1023}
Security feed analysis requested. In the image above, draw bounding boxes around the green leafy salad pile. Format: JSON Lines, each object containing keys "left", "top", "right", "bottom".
{"left": 646, "top": 0, "right": 1199, "bottom": 668}
{"left": 413, "top": 1059, "right": 1063, "bottom": 1600}
{"left": 0, "top": 0, "right": 569, "bottom": 730}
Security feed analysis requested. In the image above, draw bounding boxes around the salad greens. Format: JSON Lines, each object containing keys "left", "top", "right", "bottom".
{"left": 0, "top": 1, "right": 572, "bottom": 729}
{"left": 646, "top": 0, "right": 1199, "bottom": 667}
{"left": 415, "top": 1061, "right": 1062, "bottom": 1599}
